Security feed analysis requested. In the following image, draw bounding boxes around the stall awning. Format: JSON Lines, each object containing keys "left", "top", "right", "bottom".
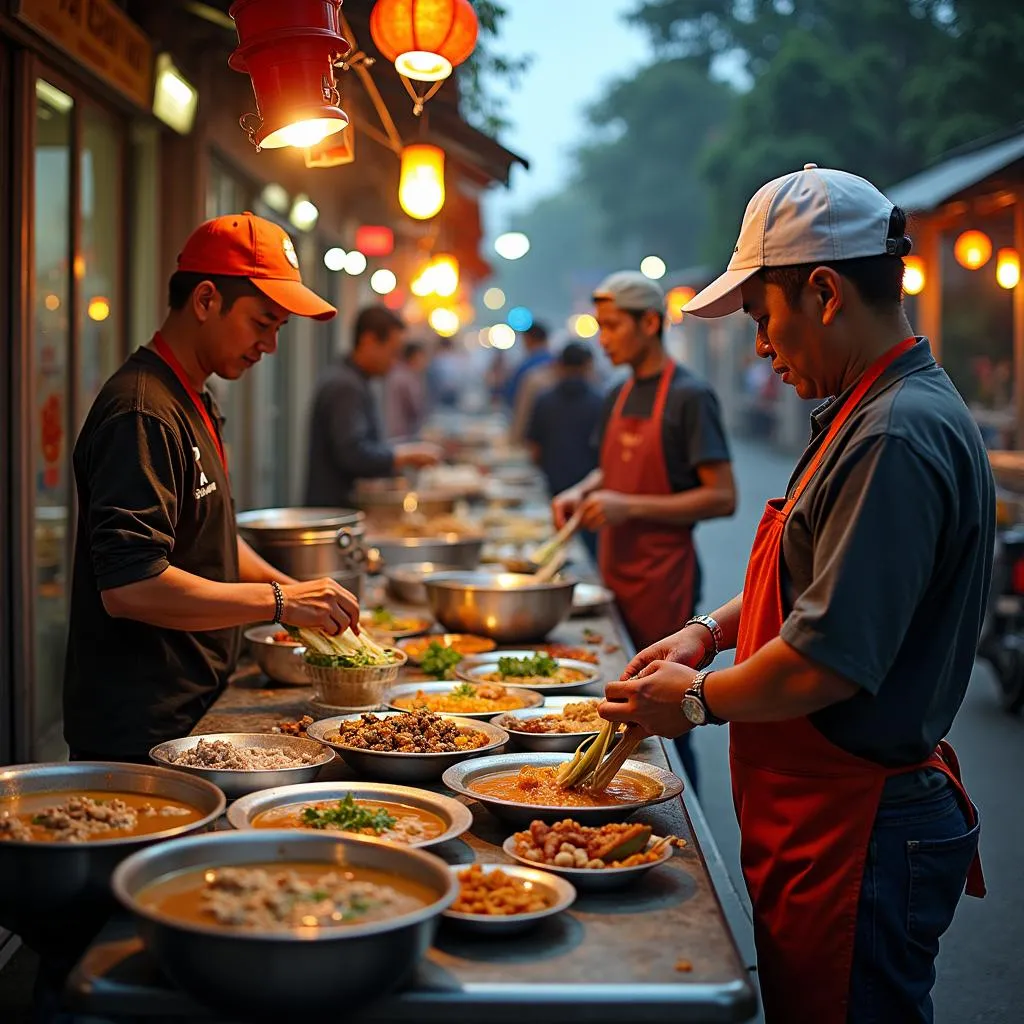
{"left": 887, "top": 127, "right": 1024, "bottom": 213}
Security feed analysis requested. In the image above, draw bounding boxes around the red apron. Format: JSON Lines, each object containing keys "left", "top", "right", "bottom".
{"left": 731, "top": 338, "right": 985, "bottom": 1024}
{"left": 599, "top": 359, "right": 697, "bottom": 649}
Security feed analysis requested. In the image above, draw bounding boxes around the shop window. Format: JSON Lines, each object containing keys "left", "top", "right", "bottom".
{"left": 32, "top": 78, "right": 74, "bottom": 759}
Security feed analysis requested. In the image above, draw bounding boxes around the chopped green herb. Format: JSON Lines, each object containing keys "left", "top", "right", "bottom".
{"left": 371, "top": 606, "right": 396, "bottom": 628}
{"left": 496, "top": 653, "right": 558, "bottom": 678}
{"left": 421, "top": 641, "right": 463, "bottom": 680}
{"left": 451, "top": 681, "right": 477, "bottom": 698}
{"left": 299, "top": 794, "right": 396, "bottom": 834}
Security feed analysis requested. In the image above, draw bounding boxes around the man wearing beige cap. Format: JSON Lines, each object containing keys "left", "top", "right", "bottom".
{"left": 552, "top": 270, "right": 737, "bottom": 788}
{"left": 600, "top": 167, "right": 989, "bottom": 1023}
{"left": 64, "top": 212, "right": 361, "bottom": 761}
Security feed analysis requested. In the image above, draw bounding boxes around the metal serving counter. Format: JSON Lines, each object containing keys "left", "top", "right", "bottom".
{"left": 64, "top": 583, "right": 758, "bottom": 1023}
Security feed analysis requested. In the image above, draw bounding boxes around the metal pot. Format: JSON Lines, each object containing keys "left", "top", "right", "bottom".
{"left": 354, "top": 480, "right": 457, "bottom": 525}
{"left": 0, "top": 762, "right": 224, "bottom": 953}
{"left": 367, "top": 534, "right": 483, "bottom": 573}
{"left": 236, "top": 507, "right": 366, "bottom": 581}
{"left": 112, "top": 830, "right": 457, "bottom": 1019}
{"left": 383, "top": 561, "right": 467, "bottom": 604}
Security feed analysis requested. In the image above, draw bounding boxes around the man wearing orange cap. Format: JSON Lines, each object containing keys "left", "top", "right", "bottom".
{"left": 63, "top": 212, "right": 361, "bottom": 761}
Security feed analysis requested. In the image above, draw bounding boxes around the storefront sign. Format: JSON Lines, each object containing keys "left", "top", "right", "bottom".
{"left": 16, "top": 0, "right": 153, "bottom": 109}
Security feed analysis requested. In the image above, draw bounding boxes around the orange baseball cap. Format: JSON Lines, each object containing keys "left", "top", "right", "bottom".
{"left": 177, "top": 212, "right": 336, "bottom": 321}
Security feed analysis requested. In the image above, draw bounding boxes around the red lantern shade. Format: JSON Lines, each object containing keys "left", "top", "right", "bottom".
{"left": 370, "top": 0, "right": 479, "bottom": 83}
{"left": 355, "top": 226, "right": 395, "bottom": 257}
{"left": 229, "top": 0, "right": 350, "bottom": 151}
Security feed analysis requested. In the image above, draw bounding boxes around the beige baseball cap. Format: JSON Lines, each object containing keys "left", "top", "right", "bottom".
{"left": 685, "top": 164, "right": 902, "bottom": 319}
{"left": 593, "top": 270, "right": 666, "bottom": 312}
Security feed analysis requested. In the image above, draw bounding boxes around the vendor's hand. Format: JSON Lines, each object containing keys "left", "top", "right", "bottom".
{"left": 579, "top": 490, "right": 630, "bottom": 530}
{"left": 551, "top": 487, "right": 582, "bottom": 529}
{"left": 621, "top": 624, "right": 710, "bottom": 680}
{"left": 280, "top": 578, "right": 360, "bottom": 636}
{"left": 600, "top": 661, "right": 697, "bottom": 739}
{"left": 394, "top": 442, "right": 443, "bottom": 470}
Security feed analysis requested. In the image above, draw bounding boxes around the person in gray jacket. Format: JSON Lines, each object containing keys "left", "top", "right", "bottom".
{"left": 305, "top": 306, "right": 439, "bottom": 507}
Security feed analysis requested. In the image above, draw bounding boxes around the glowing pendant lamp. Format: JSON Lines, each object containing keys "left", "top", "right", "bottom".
{"left": 399, "top": 144, "right": 446, "bottom": 220}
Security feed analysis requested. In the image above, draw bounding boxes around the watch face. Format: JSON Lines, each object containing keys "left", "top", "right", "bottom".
{"left": 682, "top": 695, "right": 706, "bottom": 726}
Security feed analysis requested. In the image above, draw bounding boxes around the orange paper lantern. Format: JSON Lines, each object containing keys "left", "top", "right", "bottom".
{"left": 953, "top": 230, "right": 992, "bottom": 271}
{"left": 370, "top": 0, "right": 479, "bottom": 82}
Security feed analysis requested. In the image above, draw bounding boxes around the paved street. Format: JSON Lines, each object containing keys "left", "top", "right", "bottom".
{"left": 690, "top": 437, "right": 1024, "bottom": 1024}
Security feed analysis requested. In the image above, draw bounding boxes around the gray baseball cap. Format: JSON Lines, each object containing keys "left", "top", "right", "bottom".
{"left": 593, "top": 271, "right": 666, "bottom": 312}
{"left": 685, "top": 164, "right": 902, "bottom": 318}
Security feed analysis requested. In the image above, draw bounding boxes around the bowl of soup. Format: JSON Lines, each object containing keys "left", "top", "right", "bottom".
{"left": 442, "top": 752, "right": 683, "bottom": 827}
{"left": 0, "top": 762, "right": 224, "bottom": 952}
{"left": 112, "top": 829, "right": 456, "bottom": 1017}
{"left": 226, "top": 781, "right": 473, "bottom": 849}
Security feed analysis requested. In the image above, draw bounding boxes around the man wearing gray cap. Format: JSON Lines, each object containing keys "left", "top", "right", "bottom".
{"left": 600, "top": 166, "right": 988, "bottom": 1023}
{"left": 552, "top": 270, "right": 737, "bottom": 788}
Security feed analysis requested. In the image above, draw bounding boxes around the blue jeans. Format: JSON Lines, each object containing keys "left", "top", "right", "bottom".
{"left": 848, "top": 784, "right": 981, "bottom": 1023}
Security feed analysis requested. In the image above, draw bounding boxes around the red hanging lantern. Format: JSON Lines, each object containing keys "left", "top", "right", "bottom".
{"left": 370, "top": 0, "right": 478, "bottom": 114}
{"left": 229, "top": 0, "right": 351, "bottom": 151}
{"left": 355, "top": 225, "right": 395, "bottom": 257}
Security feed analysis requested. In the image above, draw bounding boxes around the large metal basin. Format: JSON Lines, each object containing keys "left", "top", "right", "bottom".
{"left": 424, "top": 571, "right": 577, "bottom": 642}
{"left": 112, "top": 830, "right": 456, "bottom": 1019}
{"left": 0, "top": 762, "right": 224, "bottom": 952}
{"left": 236, "top": 507, "right": 366, "bottom": 581}
{"left": 367, "top": 534, "right": 483, "bottom": 573}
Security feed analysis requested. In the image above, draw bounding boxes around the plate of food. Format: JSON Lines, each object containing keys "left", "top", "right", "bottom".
{"left": 360, "top": 606, "right": 433, "bottom": 641}
{"left": 441, "top": 752, "right": 682, "bottom": 827}
{"left": 442, "top": 862, "right": 576, "bottom": 935}
{"left": 384, "top": 680, "right": 544, "bottom": 720}
{"left": 399, "top": 634, "right": 497, "bottom": 666}
{"left": 149, "top": 733, "right": 334, "bottom": 799}
{"left": 492, "top": 697, "right": 621, "bottom": 753}
{"left": 227, "top": 781, "right": 472, "bottom": 849}
{"left": 456, "top": 651, "right": 601, "bottom": 696}
{"left": 306, "top": 711, "right": 508, "bottom": 782}
{"left": 503, "top": 819, "right": 682, "bottom": 891}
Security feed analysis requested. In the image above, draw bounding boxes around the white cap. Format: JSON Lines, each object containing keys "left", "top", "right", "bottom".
{"left": 593, "top": 270, "right": 666, "bottom": 312}
{"left": 685, "top": 164, "right": 902, "bottom": 318}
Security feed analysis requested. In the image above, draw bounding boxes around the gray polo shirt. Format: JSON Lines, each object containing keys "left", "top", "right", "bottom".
{"left": 778, "top": 340, "right": 994, "bottom": 783}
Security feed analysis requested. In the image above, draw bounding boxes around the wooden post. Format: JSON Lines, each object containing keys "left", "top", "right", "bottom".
{"left": 1014, "top": 198, "right": 1024, "bottom": 450}
{"left": 918, "top": 221, "right": 943, "bottom": 363}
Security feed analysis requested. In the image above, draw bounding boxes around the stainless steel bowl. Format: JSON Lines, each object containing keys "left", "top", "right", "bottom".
{"left": 368, "top": 534, "right": 484, "bottom": 573}
{"left": 306, "top": 712, "right": 509, "bottom": 783}
{"left": 501, "top": 833, "right": 675, "bottom": 891}
{"left": 424, "top": 572, "right": 577, "bottom": 643}
{"left": 441, "top": 751, "right": 684, "bottom": 827}
{"left": 384, "top": 561, "right": 466, "bottom": 604}
{"left": 571, "top": 582, "right": 615, "bottom": 617}
{"left": 0, "top": 762, "right": 224, "bottom": 951}
{"left": 491, "top": 696, "right": 613, "bottom": 753}
{"left": 456, "top": 652, "right": 603, "bottom": 696}
{"left": 384, "top": 680, "right": 545, "bottom": 720}
{"left": 112, "top": 830, "right": 456, "bottom": 1018}
{"left": 442, "top": 862, "right": 576, "bottom": 935}
{"left": 149, "top": 733, "right": 334, "bottom": 800}
{"left": 226, "top": 781, "right": 473, "bottom": 848}
{"left": 244, "top": 624, "right": 307, "bottom": 685}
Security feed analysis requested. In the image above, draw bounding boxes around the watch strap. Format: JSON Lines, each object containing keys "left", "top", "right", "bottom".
{"left": 685, "top": 670, "right": 725, "bottom": 726}
{"left": 685, "top": 614, "right": 723, "bottom": 669}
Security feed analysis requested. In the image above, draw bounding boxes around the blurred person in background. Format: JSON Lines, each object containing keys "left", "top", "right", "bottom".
{"left": 305, "top": 306, "right": 440, "bottom": 507}
{"left": 503, "top": 321, "right": 551, "bottom": 408}
{"left": 552, "top": 272, "right": 737, "bottom": 790}
{"left": 425, "top": 335, "right": 463, "bottom": 409}
{"left": 526, "top": 341, "right": 603, "bottom": 559}
{"left": 384, "top": 340, "right": 429, "bottom": 440}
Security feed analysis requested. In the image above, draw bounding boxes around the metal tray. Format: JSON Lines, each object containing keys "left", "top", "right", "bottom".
{"left": 441, "top": 752, "right": 683, "bottom": 827}
{"left": 456, "top": 652, "right": 602, "bottom": 695}
{"left": 384, "top": 680, "right": 545, "bottom": 719}
{"left": 225, "top": 780, "right": 473, "bottom": 848}
{"left": 442, "top": 862, "right": 576, "bottom": 935}
{"left": 501, "top": 833, "right": 674, "bottom": 891}
{"left": 149, "top": 733, "right": 334, "bottom": 799}
{"left": 306, "top": 712, "right": 508, "bottom": 782}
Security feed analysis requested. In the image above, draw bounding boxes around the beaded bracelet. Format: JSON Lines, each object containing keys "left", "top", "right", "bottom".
{"left": 270, "top": 581, "right": 284, "bottom": 624}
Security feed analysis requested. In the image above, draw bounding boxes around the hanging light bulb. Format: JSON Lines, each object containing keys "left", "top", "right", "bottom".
{"left": 429, "top": 255, "right": 459, "bottom": 297}
{"left": 996, "top": 248, "right": 1020, "bottom": 290}
{"left": 902, "top": 256, "right": 926, "bottom": 296}
{"left": 954, "top": 230, "right": 992, "bottom": 270}
{"left": 399, "top": 145, "right": 446, "bottom": 220}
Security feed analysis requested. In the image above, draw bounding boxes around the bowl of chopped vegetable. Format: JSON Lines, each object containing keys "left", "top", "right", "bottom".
{"left": 456, "top": 652, "right": 601, "bottom": 696}
{"left": 288, "top": 626, "right": 408, "bottom": 711}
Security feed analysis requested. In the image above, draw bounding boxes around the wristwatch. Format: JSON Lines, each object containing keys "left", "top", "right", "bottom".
{"left": 681, "top": 670, "right": 725, "bottom": 727}
{"left": 685, "top": 614, "right": 723, "bottom": 669}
